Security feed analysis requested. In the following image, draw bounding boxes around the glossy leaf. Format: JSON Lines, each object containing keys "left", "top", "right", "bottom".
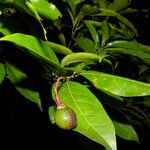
{"left": 104, "top": 48, "right": 150, "bottom": 64}
{"left": 106, "top": 40, "right": 144, "bottom": 51}
{"left": 75, "top": 37, "right": 97, "bottom": 53}
{"left": 58, "top": 81, "right": 116, "bottom": 150}
{"left": 113, "top": 121, "right": 139, "bottom": 142}
{"left": 0, "top": 33, "right": 60, "bottom": 67}
{"left": 61, "top": 52, "right": 99, "bottom": 67}
{"left": 0, "top": 63, "right": 5, "bottom": 84}
{"left": 105, "top": 41, "right": 150, "bottom": 63}
{"left": 80, "top": 71, "right": 150, "bottom": 97}
{"left": 46, "top": 41, "right": 73, "bottom": 55}
{"left": 6, "top": 62, "right": 42, "bottom": 109}
{"left": 30, "top": 0, "right": 62, "bottom": 20}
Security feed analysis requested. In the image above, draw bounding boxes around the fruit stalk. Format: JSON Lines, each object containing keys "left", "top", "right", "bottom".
{"left": 54, "top": 77, "right": 65, "bottom": 108}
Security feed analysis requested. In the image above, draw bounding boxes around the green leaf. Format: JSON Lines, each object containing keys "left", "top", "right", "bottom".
{"left": 109, "top": 0, "right": 132, "bottom": 11}
{"left": 73, "top": 4, "right": 98, "bottom": 27}
{"left": 13, "top": 0, "right": 34, "bottom": 15}
{"left": 30, "top": 0, "right": 62, "bottom": 20}
{"left": 101, "top": 20, "right": 110, "bottom": 46}
{"left": 61, "top": 52, "right": 99, "bottom": 67}
{"left": 66, "top": 0, "right": 83, "bottom": 15}
{"left": 46, "top": 41, "right": 73, "bottom": 55}
{"left": 6, "top": 62, "right": 42, "bottom": 109}
{"left": 58, "top": 81, "right": 116, "bottom": 150}
{"left": 104, "top": 48, "right": 150, "bottom": 64}
{"left": 84, "top": 20, "right": 102, "bottom": 27}
{"left": 80, "top": 71, "right": 150, "bottom": 97}
{"left": 92, "top": 0, "right": 107, "bottom": 8}
{"left": 4, "top": 0, "right": 36, "bottom": 17}
{"left": 106, "top": 40, "right": 144, "bottom": 51}
{"left": 0, "top": 33, "right": 60, "bottom": 67}
{"left": 1, "top": 0, "right": 47, "bottom": 39}
{"left": 84, "top": 21, "right": 100, "bottom": 46}
{"left": 105, "top": 40, "right": 150, "bottom": 64}
{"left": 75, "top": 37, "right": 97, "bottom": 53}
{"left": 96, "top": 8, "right": 137, "bottom": 35}
{"left": 48, "top": 106, "right": 56, "bottom": 124}
{"left": 138, "top": 43, "right": 150, "bottom": 54}
{"left": 0, "top": 63, "right": 5, "bottom": 84}
{"left": 113, "top": 121, "right": 139, "bottom": 142}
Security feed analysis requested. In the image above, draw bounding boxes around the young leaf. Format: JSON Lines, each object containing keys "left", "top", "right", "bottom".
{"left": 30, "top": 0, "right": 62, "bottom": 20}
{"left": 46, "top": 41, "right": 73, "bottom": 55}
{"left": 61, "top": 52, "right": 99, "bottom": 67}
{"left": 0, "top": 63, "right": 5, "bottom": 84}
{"left": 101, "top": 20, "right": 110, "bottom": 46}
{"left": 75, "top": 37, "right": 97, "bottom": 53}
{"left": 0, "top": 33, "right": 60, "bottom": 67}
{"left": 6, "top": 62, "right": 42, "bottom": 109}
{"left": 113, "top": 121, "right": 139, "bottom": 142}
{"left": 80, "top": 71, "right": 150, "bottom": 97}
{"left": 84, "top": 21, "right": 100, "bottom": 46}
{"left": 58, "top": 81, "right": 116, "bottom": 150}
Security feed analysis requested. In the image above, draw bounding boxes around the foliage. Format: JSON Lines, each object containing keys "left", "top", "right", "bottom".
{"left": 0, "top": 0, "right": 150, "bottom": 149}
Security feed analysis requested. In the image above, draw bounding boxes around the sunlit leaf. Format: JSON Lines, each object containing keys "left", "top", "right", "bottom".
{"left": 0, "top": 33, "right": 60, "bottom": 67}
{"left": 30, "top": 0, "right": 62, "bottom": 20}
{"left": 81, "top": 71, "right": 150, "bottom": 97}
{"left": 61, "top": 52, "right": 99, "bottom": 67}
{"left": 57, "top": 81, "right": 116, "bottom": 150}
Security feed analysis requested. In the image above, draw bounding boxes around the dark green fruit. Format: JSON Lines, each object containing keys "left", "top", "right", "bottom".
{"left": 55, "top": 107, "right": 77, "bottom": 130}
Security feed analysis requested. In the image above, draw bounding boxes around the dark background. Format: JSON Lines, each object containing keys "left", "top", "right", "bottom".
{"left": 1, "top": 0, "right": 150, "bottom": 150}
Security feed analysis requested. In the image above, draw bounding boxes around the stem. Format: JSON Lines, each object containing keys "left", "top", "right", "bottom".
{"left": 54, "top": 77, "right": 65, "bottom": 108}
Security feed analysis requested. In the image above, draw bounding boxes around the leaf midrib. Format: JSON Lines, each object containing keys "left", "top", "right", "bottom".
{"left": 66, "top": 81, "right": 110, "bottom": 148}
